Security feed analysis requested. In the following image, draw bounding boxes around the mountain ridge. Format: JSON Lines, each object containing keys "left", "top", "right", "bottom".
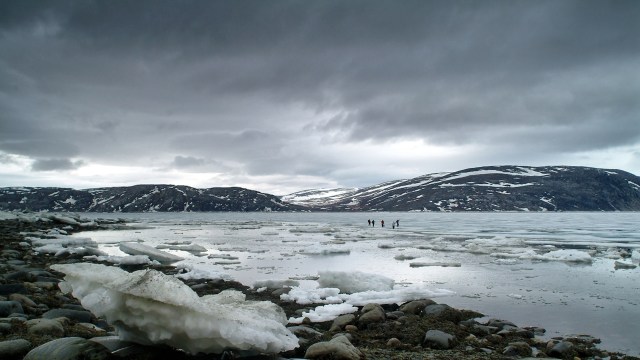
{"left": 1, "top": 165, "right": 639, "bottom": 212}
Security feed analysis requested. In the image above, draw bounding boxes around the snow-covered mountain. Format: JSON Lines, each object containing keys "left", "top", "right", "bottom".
{"left": 2, "top": 166, "right": 639, "bottom": 212}
{"left": 0, "top": 185, "right": 301, "bottom": 212}
{"left": 283, "top": 166, "right": 640, "bottom": 211}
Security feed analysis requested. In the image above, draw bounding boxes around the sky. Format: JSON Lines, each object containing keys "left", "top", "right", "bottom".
{"left": 1, "top": 1, "right": 639, "bottom": 195}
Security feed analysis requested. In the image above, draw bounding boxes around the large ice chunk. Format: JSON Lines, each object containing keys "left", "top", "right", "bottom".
{"left": 50, "top": 263, "right": 298, "bottom": 355}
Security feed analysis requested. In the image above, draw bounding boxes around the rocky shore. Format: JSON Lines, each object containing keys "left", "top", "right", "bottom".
{"left": 0, "top": 214, "right": 637, "bottom": 360}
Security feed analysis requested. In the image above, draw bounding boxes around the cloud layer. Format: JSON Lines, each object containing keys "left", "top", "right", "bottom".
{"left": 1, "top": 1, "right": 639, "bottom": 194}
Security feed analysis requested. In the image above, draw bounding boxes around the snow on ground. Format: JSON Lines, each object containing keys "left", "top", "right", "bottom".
{"left": 51, "top": 263, "right": 298, "bottom": 354}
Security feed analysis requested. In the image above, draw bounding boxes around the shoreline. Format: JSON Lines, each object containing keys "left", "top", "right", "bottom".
{"left": 0, "top": 213, "right": 638, "bottom": 359}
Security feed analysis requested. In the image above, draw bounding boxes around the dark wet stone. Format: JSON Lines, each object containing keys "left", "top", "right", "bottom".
{"left": 0, "top": 301, "right": 24, "bottom": 317}
{"left": 399, "top": 299, "right": 436, "bottom": 315}
{"left": 548, "top": 341, "right": 574, "bottom": 358}
{"left": 42, "top": 308, "right": 93, "bottom": 323}
{"left": 502, "top": 341, "right": 532, "bottom": 357}
{"left": 4, "top": 270, "right": 35, "bottom": 281}
{"left": 0, "top": 284, "right": 27, "bottom": 296}
{"left": 0, "top": 339, "right": 31, "bottom": 359}
{"left": 23, "top": 337, "right": 113, "bottom": 360}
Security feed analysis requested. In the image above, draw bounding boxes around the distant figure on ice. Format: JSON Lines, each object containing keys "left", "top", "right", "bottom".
{"left": 381, "top": 220, "right": 385, "bottom": 227}
{"left": 372, "top": 220, "right": 375, "bottom": 227}
{"left": 368, "top": 219, "right": 371, "bottom": 226}
{"left": 396, "top": 220, "right": 400, "bottom": 227}
{"left": 392, "top": 223, "right": 395, "bottom": 229}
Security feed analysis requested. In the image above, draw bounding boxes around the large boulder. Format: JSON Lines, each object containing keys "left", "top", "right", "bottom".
{"left": 305, "top": 335, "right": 362, "bottom": 360}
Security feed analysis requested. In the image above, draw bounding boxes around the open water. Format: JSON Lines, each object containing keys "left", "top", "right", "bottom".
{"left": 75, "top": 212, "right": 640, "bottom": 355}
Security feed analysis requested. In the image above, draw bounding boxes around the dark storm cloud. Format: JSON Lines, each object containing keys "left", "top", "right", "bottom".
{"left": 1, "top": 0, "right": 639, "bottom": 190}
{"left": 31, "top": 158, "right": 84, "bottom": 172}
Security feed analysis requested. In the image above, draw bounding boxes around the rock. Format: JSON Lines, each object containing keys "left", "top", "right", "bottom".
{"left": 361, "top": 303, "right": 381, "bottom": 313}
{"left": 287, "top": 325, "right": 323, "bottom": 340}
{"left": 24, "top": 336, "right": 113, "bottom": 360}
{"left": 486, "top": 319, "right": 517, "bottom": 330}
{"left": 0, "top": 284, "right": 27, "bottom": 296}
{"left": 399, "top": 299, "right": 436, "bottom": 314}
{"left": 422, "top": 304, "right": 452, "bottom": 317}
{"left": 503, "top": 341, "right": 532, "bottom": 357}
{"left": 330, "top": 313, "right": 356, "bottom": 332}
{"left": 42, "top": 308, "right": 93, "bottom": 323}
{"left": 358, "top": 305, "right": 385, "bottom": 326}
{"left": 304, "top": 335, "right": 363, "bottom": 360}
{"left": 62, "top": 304, "right": 87, "bottom": 311}
{"left": 386, "top": 337, "right": 402, "bottom": 348}
{"left": 9, "top": 294, "right": 37, "bottom": 308}
{"left": 26, "top": 318, "right": 65, "bottom": 337}
{"left": 0, "top": 323, "right": 12, "bottom": 334}
{"left": 385, "top": 310, "right": 404, "bottom": 320}
{"left": 423, "top": 329, "right": 457, "bottom": 349}
{"left": 0, "top": 301, "right": 24, "bottom": 317}
{"left": 4, "top": 270, "right": 35, "bottom": 281}
{"left": 0, "top": 339, "right": 31, "bottom": 359}
{"left": 472, "top": 324, "right": 499, "bottom": 335}
{"left": 345, "top": 325, "right": 358, "bottom": 332}
{"left": 497, "top": 326, "right": 534, "bottom": 338}
{"left": 548, "top": 340, "right": 574, "bottom": 358}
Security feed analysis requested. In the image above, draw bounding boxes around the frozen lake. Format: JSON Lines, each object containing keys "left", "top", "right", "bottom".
{"left": 75, "top": 212, "right": 640, "bottom": 355}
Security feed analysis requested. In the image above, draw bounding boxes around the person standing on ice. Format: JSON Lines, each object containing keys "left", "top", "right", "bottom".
{"left": 381, "top": 220, "right": 385, "bottom": 227}
{"left": 372, "top": 220, "right": 375, "bottom": 227}
{"left": 396, "top": 219, "right": 399, "bottom": 227}
{"left": 368, "top": 219, "right": 371, "bottom": 226}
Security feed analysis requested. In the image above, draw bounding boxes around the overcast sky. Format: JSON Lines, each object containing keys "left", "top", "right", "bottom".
{"left": 1, "top": 1, "right": 639, "bottom": 195}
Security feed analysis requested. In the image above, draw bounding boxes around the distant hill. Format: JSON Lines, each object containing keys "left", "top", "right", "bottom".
{"left": 0, "top": 185, "right": 301, "bottom": 212}
{"left": 283, "top": 166, "right": 640, "bottom": 211}
{"left": 2, "top": 166, "right": 639, "bottom": 212}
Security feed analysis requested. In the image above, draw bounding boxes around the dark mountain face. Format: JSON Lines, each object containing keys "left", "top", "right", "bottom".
{"left": 2, "top": 166, "right": 639, "bottom": 212}
{"left": 283, "top": 166, "right": 640, "bottom": 211}
{"left": 0, "top": 185, "right": 302, "bottom": 212}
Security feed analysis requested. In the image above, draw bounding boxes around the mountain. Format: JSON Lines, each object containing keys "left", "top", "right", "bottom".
{"left": 283, "top": 166, "right": 640, "bottom": 211}
{"left": 0, "top": 184, "right": 301, "bottom": 212}
{"left": 2, "top": 166, "right": 639, "bottom": 213}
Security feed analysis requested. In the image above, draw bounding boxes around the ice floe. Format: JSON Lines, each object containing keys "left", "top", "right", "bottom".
{"left": 84, "top": 255, "right": 159, "bottom": 266}
{"left": 288, "top": 303, "right": 358, "bottom": 324}
{"left": 317, "top": 271, "right": 394, "bottom": 293}
{"left": 409, "top": 261, "right": 462, "bottom": 267}
{"left": 119, "top": 242, "right": 183, "bottom": 263}
{"left": 299, "top": 245, "right": 350, "bottom": 256}
{"left": 174, "top": 261, "right": 232, "bottom": 281}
